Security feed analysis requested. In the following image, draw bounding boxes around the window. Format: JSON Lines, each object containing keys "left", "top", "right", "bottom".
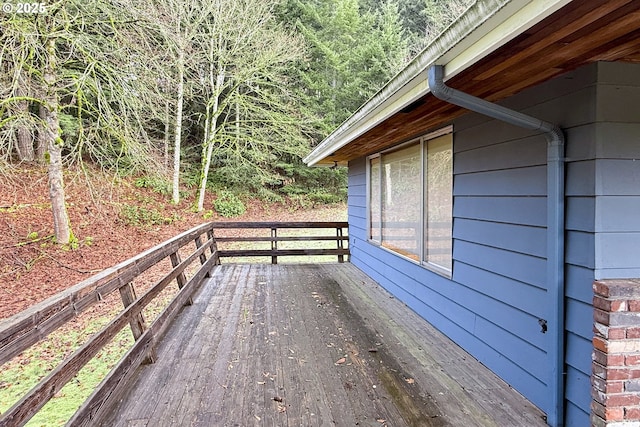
{"left": 368, "top": 127, "right": 453, "bottom": 275}
{"left": 424, "top": 133, "right": 453, "bottom": 271}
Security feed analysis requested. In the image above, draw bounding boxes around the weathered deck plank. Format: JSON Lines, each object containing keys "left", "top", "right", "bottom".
{"left": 99, "top": 264, "right": 546, "bottom": 427}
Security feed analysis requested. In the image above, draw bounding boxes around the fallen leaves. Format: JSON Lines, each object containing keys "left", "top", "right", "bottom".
{"left": 334, "top": 357, "right": 346, "bottom": 365}
{"left": 273, "top": 396, "right": 286, "bottom": 413}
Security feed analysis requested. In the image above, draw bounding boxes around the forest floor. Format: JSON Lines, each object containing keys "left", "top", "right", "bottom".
{"left": 0, "top": 165, "right": 347, "bottom": 320}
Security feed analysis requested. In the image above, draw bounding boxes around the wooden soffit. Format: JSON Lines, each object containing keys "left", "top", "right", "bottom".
{"left": 314, "top": 0, "right": 640, "bottom": 166}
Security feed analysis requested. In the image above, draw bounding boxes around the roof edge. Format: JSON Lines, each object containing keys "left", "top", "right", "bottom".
{"left": 304, "top": 0, "right": 571, "bottom": 166}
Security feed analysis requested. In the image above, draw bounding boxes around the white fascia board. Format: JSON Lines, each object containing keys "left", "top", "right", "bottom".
{"left": 304, "top": 0, "right": 573, "bottom": 166}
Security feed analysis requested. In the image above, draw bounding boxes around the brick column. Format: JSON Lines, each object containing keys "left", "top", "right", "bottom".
{"left": 592, "top": 279, "right": 640, "bottom": 426}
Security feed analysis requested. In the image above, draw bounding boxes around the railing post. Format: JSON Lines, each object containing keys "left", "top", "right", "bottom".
{"left": 337, "top": 226, "right": 344, "bottom": 263}
{"left": 208, "top": 229, "right": 221, "bottom": 265}
{"left": 170, "top": 252, "right": 193, "bottom": 306}
{"left": 271, "top": 227, "right": 278, "bottom": 265}
{"left": 207, "top": 230, "right": 215, "bottom": 256}
{"left": 194, "top": 235, "right": 211, "bottom": 278}
{"left": 119, "top": 282, "right": 156, "bottom": 364}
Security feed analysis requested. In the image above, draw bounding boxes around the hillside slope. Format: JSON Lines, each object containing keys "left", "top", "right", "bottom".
{"left": 0, "top": 166, "right": 346, "bottom": 319}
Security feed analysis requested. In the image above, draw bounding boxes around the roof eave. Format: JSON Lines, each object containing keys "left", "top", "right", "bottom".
{"left": 303, "top": 0, "right": 572, "bottom": 166}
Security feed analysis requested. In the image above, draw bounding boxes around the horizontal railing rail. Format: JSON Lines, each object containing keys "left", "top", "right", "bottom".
{"left": 0, "top": 222, "right": 219, "bottom": 427}
{"left": 212, "top": 221, "right": 349, "bottom": 264}
{"left": 0, "top": 221, "right": 349, "bottom": 426}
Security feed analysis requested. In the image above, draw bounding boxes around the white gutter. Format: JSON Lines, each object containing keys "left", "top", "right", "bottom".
{"left": 303, "top": 0, "right": 572, "bottom": 166}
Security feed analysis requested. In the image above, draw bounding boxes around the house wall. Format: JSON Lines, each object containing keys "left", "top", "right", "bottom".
{"left": 347, "top": 61, "right": 640, "bottom": 426}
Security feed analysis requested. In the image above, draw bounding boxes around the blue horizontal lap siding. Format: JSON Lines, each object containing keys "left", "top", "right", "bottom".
{"left": 348, "top": 123, "right": 552, "bottom": 412}
{"left": 455, "top": 196, "right": 546, "bottom": 227}
{"left": 561, "top": 63, "right": 640, "bottom": 424}
{"left": 345, "top": 63, "right": 640, "bottom": 425}
{"left": 454, "top": 240, "right": 547, "bottom": 289}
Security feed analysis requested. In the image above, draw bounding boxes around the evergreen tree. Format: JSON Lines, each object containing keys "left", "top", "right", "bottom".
{"left": 281, "top": 0, "right": 407, "bottom": 141}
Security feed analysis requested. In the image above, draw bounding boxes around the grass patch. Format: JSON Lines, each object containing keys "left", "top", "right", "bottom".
{"left": 0, "top": 312, "right": 132, "bottom": 426}
{"left": 0, "top": 286, "right": 177, "bottom": 425}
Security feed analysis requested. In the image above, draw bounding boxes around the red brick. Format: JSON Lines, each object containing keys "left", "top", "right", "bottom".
{"left": 592, "top": 386, "right": 606, "bottom": 405}
{"left": 626, "top": 354, "right": 640, "bottom": 366}
{"left": 625, "top": 406, "right": 640, "bottom": 420}
{"left": 595, "top": 296, "right": 629, "bottom": 312}
{"left": 594, "top": 281, "right": 612, "bottom": 298}
{"left": 609, "top": 327, "right": 627, "bottom": 340}
{"left": 630, "top": 300, "right": 640, "bottom": 312}
{"left": 604, "top": 393, "right": 640, "bottom": 407}
{"left": 592, "top": 376, "right": 625, "bottom": 393}
{"left": 594, "top": 336, "right": 609, "bottom": 353}
{"left": 591, "top": 413, "right": 607, "bottom": 427}
{"left": 601, "top": 367, "right": 640, "bottom": 381}
{"left": 627, "top": 328, "right": 640, "bottom": 339}
{"left": 594, "top": 295, "right": 610, "bottom": 311}
{"left": 593, "top": 361, "right": 607, "bottom": 380}
{"left": 595, "top": 309, "right": 611, "bottom": 326}
{"left": 592, "top": 400, "right": 606, "bottom": 418}
{"left": 594, "top": 323, "right": 627, "bottom": 340}
{"left": 609, "top": 381, "right": 625, "bottom": 393}
{"left": 593, "top": 349, "right": 625, "bottom": 366}
{"left": 612, "top": 300, "right": 628, "bottom": 312}
{"left": 606, "top": 406, "right": 625, "bottom": 421}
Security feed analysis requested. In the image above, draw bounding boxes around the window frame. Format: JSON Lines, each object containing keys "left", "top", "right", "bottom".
{"left": 366, "top": 126, "right": 453, "bottom": 278}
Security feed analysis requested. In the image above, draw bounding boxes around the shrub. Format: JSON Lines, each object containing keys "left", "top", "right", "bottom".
{"left": 213, "top": 190, "right": 246, "bottom": 218}
{"left": 119, "top": 204, "right": 178, "bottom": 227}
{"left": 308, "top": 191, "right": 345, "bottom": 205}
{"left": 134, "top": 176, "right": 171, "bottom": 196}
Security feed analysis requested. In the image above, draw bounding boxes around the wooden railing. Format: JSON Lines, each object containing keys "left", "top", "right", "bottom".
{"left": 0, "top": 222, "right": 218, "bottom": 427}
{"left": 0, "top": 221, "right": 349, "bottom": 427}
{"left": 213, "top": 221, "right": 349, "bottom": 264}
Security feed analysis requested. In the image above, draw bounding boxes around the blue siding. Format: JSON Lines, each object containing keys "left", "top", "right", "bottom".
{"left": 454, "top": 166, "right": 547, "bottom": 196}
{"left": 454, "top": 219, "right": 546, "bottom": 257}
{"left": 454, "top": 196, "right": 546, "bottom": 226}
{"left": 346, "top": 62, "right": 640, "bottom": 425}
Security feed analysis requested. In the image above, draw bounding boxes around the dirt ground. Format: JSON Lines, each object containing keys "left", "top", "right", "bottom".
{"left": 0, "top": 165, "right": 346, "bottom": 320}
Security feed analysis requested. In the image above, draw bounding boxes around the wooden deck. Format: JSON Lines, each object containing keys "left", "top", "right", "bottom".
{"left": 99, "top": 263, "right": 546, "bottom": 427}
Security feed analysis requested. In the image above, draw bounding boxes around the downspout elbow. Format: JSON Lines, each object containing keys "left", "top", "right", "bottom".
{"left": 428, "top": 65, "right": 561, "bottom": 137}
{"left": 428, "top": 64, "right": 455, "bottom": 103}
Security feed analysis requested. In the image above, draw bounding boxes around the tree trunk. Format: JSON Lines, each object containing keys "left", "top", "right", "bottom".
{"left": 164, "top": 100, "right": 170, "bottom": 170}
{"left": 197, "top": 70, "right": 225, "bottom": 212}
{"left": 171, "top": 48, "right": 185, "bottom": 204}
{"left": 37, "top": 103, "right": 48, "bottom": 161}
{"left": 44, "top": 38, "right": 71, "bottom": 245}
{"left": 15, "top": 79, "right": 35, "bottom": 161}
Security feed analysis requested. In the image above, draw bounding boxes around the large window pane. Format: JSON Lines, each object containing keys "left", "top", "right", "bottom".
{"left": 424, "top": 134, "right": 453, "bottom": 271}
{"left": 381, "top": 143, "right": 421, "bottom": 260}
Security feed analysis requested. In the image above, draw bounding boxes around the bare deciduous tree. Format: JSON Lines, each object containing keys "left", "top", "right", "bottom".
{"left": 195, "top": 0, "right": 307, "bottom": 211}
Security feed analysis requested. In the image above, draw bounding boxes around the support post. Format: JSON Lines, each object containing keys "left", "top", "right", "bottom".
{"left": 119, "top": 282, "right": 156, "bottom": 364}
{"left": 271, "top": 227, "right": 278, "bottom": 265}
{"left": 337, "top": 227, "right": 344, "bottom": 263}
{"left": 170, "top": 251, "right": 193, "bottom": 305}
{"left": 195, "top": 235, "right": 210, "bottom": 278}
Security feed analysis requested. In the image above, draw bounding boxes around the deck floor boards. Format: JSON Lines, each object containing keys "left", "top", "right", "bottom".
{"left": 99, "top": 263, "right": 546, "bottom": 427}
